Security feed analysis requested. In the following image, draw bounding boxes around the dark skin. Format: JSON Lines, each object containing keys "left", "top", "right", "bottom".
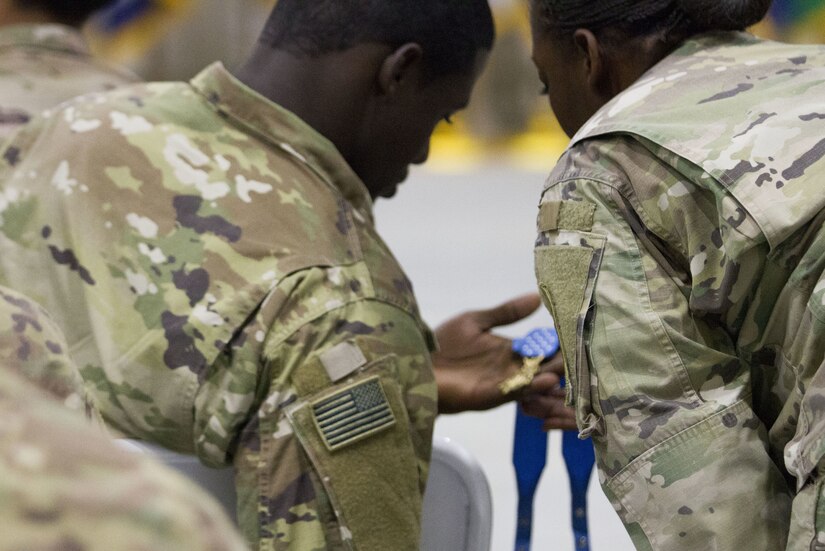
{"left": 435, "top": 294, "right": 568, "bottom": 419}
{"left": 238, "top": 41, "right": 575, "bottom": 428}
{"left": 238, "top": 42, "right": 482, "bottom": 199}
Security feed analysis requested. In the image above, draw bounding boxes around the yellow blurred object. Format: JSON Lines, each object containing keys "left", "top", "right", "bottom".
{"left": 750, "top": 18, "right": 780, "bottom": 40}
{"left": 430, "top": 108, "right": 568, "bottom": 173}
{"left": 88, "top": 0, "right": 195, "bottom": 63}
{"left": 786, "top": 9, "right": 825, "bottom": 43}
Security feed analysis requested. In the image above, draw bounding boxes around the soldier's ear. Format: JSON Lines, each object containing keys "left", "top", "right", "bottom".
{"left": 571, "top": 29, "right": 611, "bottom": 99}
{"left": 377, "top": 43, "right": 424, "bottom": 97}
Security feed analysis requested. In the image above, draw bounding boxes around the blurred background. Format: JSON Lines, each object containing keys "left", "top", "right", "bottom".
{"left": 85, "top": 0, "right": 825, "bottom": 171}
{"left": 84, "top": 1, "right": 825, "bottom": 549}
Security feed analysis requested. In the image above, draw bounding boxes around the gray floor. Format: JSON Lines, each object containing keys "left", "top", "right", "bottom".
{"left": 375, "top": 164, "right": 634, "bottom": 551}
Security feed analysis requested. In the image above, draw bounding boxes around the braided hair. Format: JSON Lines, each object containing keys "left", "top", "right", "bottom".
{"left": 533, "top": 0, "right": 772, "bottom": 42}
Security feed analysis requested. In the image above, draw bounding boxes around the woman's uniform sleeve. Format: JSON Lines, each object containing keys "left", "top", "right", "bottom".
{"left": 534, "top": 166, "right": 792, "bottom": 550}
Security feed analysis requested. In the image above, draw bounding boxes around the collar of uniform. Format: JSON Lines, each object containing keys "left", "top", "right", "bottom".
{"left": 190, "top": 62, "right": 375, "bottom": 224}
{"left": 0, "top": 24, "right": 89, "bottom": 56}
{"left": 569, "top": 31, "right": 758, "bottom": 147}
{"left": 672, "top": 30, "right": 759, "bottom": 57}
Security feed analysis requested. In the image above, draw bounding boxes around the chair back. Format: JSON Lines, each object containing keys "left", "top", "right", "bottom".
{"left": 117, "top": 439, "right": 237, "bottom": 521}
{"left": 420, "top": 437, "right": 493, "bottom": 551}
{"left": 119, "top": 435, "right": 493, "bottom": 551}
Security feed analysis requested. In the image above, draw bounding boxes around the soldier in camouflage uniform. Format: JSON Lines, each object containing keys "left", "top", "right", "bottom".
{"left": 0, "top": 1, "right": 572, "bottom": 549}
{"left": 0, "top": 284, "right": 249, "bottom": 551}
{"left": 529, "top": 0, "right": 825, "bottom": 549}
{"left": 0, "top": 0, "right": 136, "bottom": 140}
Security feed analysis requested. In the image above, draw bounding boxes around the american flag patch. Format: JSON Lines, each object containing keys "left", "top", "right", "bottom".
{"left": 312, "top": 377, "right": 396, "bottom": 452}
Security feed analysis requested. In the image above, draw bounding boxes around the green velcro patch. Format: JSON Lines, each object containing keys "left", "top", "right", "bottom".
{"left": 539, "top": 201, "right": 596, "bottom": 232}
{"left": 534, "top": 244, "right": 598, "bottom": 406}
{"left": 312, "top": 376, "right": 396, "bottom": 452}
{"left": 288, "top": 373, "right": 421, "bottom": 550}
{"left": 291, "top": 358, "right": 332, "bottom": 397}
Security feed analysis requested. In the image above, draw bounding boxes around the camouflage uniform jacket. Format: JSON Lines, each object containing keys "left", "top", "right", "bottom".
{"left": 0, "top": 283, "right": 86, "bottom": 411}
{"left": 0, "top": 24, "right": 136, "bottom": 141}
{"left": 0, "top": 285, "right": 248, "bottom": 551}
{"left": 0, "top": 63, "right": 437, "bottom": 550}
{"left": 535, "top": 32, "right": 825, "bottom": 550}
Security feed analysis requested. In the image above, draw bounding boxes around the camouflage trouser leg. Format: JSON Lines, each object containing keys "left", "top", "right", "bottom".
{"left": 784, "top": 393, "right": 825, "bottom": 551}
{"left": 594, "top": 400, "right": 793, "bottom": 551}
{"left": 788, "top": 478, "right": 825, "bottom": 551}
{"left": 785, "top": 281, "right": 825, "bottom": 551}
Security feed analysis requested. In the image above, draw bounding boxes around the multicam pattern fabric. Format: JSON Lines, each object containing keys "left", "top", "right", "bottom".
{"left": 0, "top": 63, "right": 437, "bottom": 550}
{"left": 0, "top": 24, "right": 136, "bottom": 140}
{"left": 0, "top": 285, "right": 247, "bottom": 551}
{"left": 0, "top": 284, "right": 87, "bottom": 412}
{"left": 535, "top": 32, "right": 825, "bottom": 550}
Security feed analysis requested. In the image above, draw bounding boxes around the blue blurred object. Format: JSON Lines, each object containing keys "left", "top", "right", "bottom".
{"left": 562, "top": 418, "right": 595, "bottom": 550}
{"left": 512, "top": 327, "right": 595, "bottom": 551}
{"left": 94, "top": 0, "right": 155, "bottom": 32}
{"left": 769, "top": 0, "right": 825, "bottom": 28}
{"left": 512, "top": 327, "right": 559, "bottom": 359}
{"left": 512, "top": 328, "right": 558, "bottom": 551}
{"left": 513, "top": 408, "right": 548, "bottom": 551}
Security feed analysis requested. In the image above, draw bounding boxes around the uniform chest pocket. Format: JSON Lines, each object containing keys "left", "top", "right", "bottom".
{"left": 535, "top": 232, "right": 606, "bottom": 437}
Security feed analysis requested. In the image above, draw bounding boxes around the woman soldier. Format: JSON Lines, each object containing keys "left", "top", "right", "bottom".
{"left": 527, "top": 1, "right": 825, "bottom": 549}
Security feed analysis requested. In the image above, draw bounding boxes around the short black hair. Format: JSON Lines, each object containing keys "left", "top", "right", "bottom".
{"left": 260, "top": 0, "right": 495, "bottom": 78}
{"left": 15, "top": 0, "right": 113, "bottom": 27}
{"left": 533, "top": 0, "right": 772, "bottom": 43}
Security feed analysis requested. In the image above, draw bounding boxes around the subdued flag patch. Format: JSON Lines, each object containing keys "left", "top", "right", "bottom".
{"left": 312, "top": 377, "right": 395, "bottom": 452}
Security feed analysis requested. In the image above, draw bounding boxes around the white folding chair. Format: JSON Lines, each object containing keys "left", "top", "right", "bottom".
{"left": 420, "top": 437, "right": 493, "bottom": 551}
{"left": 119, "top": 436, "right": 492, "bottom": 551}
{"left": 117, "top": 439, "right": 237, "bottom": 522}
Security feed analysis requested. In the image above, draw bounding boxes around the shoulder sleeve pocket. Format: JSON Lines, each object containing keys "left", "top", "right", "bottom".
{"left": 535, "top": 231, "right": 606, "bottom": 437}
{"left": 286, "top": 356, "right": 422, "bottom": 551}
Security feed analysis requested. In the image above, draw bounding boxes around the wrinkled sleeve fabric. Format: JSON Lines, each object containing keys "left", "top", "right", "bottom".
{"left": 194, "top": 263, "right": 437, "bottom": 550}
{"left": 534, "top": 139, "right": 791, "bottom": 550}
{"left": 0, "top": 285, "right": 88, "bottom": 411}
